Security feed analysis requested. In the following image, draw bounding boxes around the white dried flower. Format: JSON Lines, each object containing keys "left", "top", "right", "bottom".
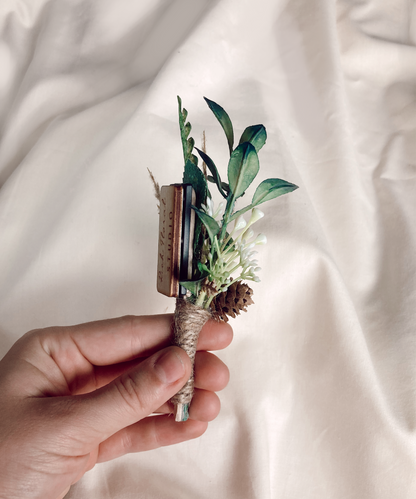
{"left": 248, "top": 208, "right": 264, "bottom": 225}
{"left": 254, "top": 234, "right": 267, "bottom": 245}
{"left": 202, "top": 197, "right": 225, "bottom": 221}
{"left": 245, "top": 229, "right": 254, "bottom": 241}
{"left": 214, "top": 201, "right": 225, "bottom": 220}
{"left": 234, "top": 215, "right": 247, "bottom": 231}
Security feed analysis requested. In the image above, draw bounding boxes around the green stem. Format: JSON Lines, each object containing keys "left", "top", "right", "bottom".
{"left": 222, "top": 250, "right": 239, "bottom": 264}
{"left": 196, "top": 290, "right": 207, "bottom": 307}
{"left": 205, "top": 294, "right": 216, "bottom": 307}
{"left": 228, "top": 203, "right": 254, "bottom": 223}
{"left": 219, "top": 194, "right": 236, "bottom": 242}
{"left": 221, "top": 232, "right": 233, "bottom": 252}
{"left": 226, "top": 262, "right": 242, "bottom": 274}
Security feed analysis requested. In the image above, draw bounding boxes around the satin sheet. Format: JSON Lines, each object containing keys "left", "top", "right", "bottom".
{"left": 1, "top": 0, "right": 415, "bottom": 497}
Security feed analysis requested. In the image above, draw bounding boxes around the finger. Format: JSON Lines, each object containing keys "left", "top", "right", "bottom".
{"left": 188, "top": 389, "right": 221, "bottom": 421}
{"left": 63, "top": 315, "right": 232, "bottom": 365}
{"left": 150, "top": 352, "right": 229, "bottom": 417}
{"left": 39, "top": 315, "right": 232, "bottom": 373}
{"left": 154, "top": 387, "right": 221, "bottom": 422}
{"left": 24, "top": 316, "right": 232, "bottom": 398}
{"left": 197, "top": 319, "right": 233, "bottom": 351}
{"left": 96, "top": 415, "right": 208, "bottom": 463}
{"left": 194, "top": 351, "right": 230, "bottom": 391}
{"left": 42, "top": 315, "right": 174, "bottom": 368}
{"left": 52, "top": 346, "right": 192, "bottom": 448}
{"left": 86, "top": 349, "right": 230, "bottom": 396}
{"left": 56, "top": 486, "right": 71, "bottom": 499}
{"left": 65, "top": 319, "right": 232, "bottom": 395}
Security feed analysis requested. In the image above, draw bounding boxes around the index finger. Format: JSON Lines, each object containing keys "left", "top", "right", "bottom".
{"left": 49, "top": 314, "right": 232, "bottom": 367}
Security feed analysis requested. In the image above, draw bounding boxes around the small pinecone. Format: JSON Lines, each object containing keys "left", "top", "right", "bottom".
{"left": 201, "top": 277, "right": 218, "bottom": 297}
{"left": 210, "top": 282, "right": 254, "bottom": 322}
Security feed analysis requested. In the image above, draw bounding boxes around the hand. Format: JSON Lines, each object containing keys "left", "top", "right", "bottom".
{"left": 0, "top": 315, "right": 232, "bottom": 499}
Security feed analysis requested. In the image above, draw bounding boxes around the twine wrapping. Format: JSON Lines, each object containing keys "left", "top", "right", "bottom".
{"left": 170, "top": 297, "right": 211, "bottom": 421}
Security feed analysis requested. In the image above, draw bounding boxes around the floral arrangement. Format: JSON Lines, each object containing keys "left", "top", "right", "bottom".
{"left": 177, "top": 96, "right": 298, "bottom": 320}
{"left": 152, "top": 96, "right": 298, "bottom": 420}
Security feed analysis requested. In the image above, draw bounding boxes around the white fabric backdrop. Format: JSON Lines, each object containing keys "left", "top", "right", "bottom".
{"left": 1, "top": 0, "right": 415, "bottom": 497}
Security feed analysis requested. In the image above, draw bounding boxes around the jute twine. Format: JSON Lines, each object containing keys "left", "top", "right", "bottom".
{"left": 170, "top": 297, "right": 211, "bottom": 409}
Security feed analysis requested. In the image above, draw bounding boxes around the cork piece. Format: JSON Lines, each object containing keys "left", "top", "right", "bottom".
{"left": 157, "top": 185, "right": 183, "bottom": 297}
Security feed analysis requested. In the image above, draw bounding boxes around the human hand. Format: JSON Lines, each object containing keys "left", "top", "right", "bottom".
{"left": 0, "top": 315, "right": 232, "bottom": 499}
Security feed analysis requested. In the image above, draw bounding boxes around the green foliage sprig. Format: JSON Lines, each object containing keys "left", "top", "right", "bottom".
{"left": 177, "top": 96, "right": 298, "bottom": 309}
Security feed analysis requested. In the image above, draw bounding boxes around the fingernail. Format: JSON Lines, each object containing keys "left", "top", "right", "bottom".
{"left": 154, "top": 348, "right": 185, "bottom": 384}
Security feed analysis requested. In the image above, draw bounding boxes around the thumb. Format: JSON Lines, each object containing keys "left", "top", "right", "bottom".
{"left": 67, "top": 346, "right": 191, "bottom": 444}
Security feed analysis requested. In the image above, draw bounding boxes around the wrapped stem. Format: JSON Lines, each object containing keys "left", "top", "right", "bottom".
{"left": 170, "top": 297, "right": 211, "bottom": 421}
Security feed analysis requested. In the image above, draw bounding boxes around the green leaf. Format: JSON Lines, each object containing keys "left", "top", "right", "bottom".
{"left": 192, "top": 218, "right": 205, "bottom": 267}
{"left": 221, "top": 182, "right": 230, "bottom": 194}
{"left": 178, "top": 96, "right": 198, "bottom": 168}
{"left": 183, "top": 160, "right": 207, "bottom": 208}
{"left": 178, "top": 97, "right": 187, "bottom": 163}
{"left": 178, "top": 96, "right": 188, "bottom": 122}
{"left": 197, "top": 261, "right": 210, "bottom": 275}
{"left": 192, "top": 206, "right": 220, "bottom": 242}
{"left": 187, "top": 137, "right": 195, "bottom": 158}
{"left": 204, "top": 97, "right": 234, "bottom": 155}
{"left": 227, "top": 142, "right": 259, "bottom": 199}
{"left": 182, "top": 159, "right": 208, "bottom": 271}
{"left": 180, "top": 276, "right": 206, "bottom": 297}
{"left": 252, "top": 178, "right": 299, "bottom": 206}
{"left": 190, "top": 153, "right": 199, "bottom": 167}
{"left": 239, "top": 125, "right": 267, "bottom": 152}
{"left": 195, "top": 147, "right": 227, "bottom": 199}
{"left": 184, "top": 122, "right": 192, "bottom": 138}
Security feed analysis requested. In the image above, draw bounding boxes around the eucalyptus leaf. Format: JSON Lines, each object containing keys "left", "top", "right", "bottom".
{"left": 204, "top": 97, "right": 234, "bottom": 155}
{"left": 192, "top": 206, "right": 220, "bottom": 242}
{"left": 195, "top": 147, "right": 227, "bottom": 198}
{"left": 239, "top": 124, "right": 267, "bottom": 152}
{"left": 183, "top": 160, "right": 207, "bottom": 208}
{"left": 252, "top": 178, "right": 299, "bottom": 206}
{"left": 227, "top": 142, "right": 259, "bottom": 199}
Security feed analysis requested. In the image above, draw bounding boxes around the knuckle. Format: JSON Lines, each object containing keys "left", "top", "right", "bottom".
{"left": 119, "top": 315, "right": 145, "bottom": 358}
{"left": 114, "top": 372, "right": 147, "bottom": 416}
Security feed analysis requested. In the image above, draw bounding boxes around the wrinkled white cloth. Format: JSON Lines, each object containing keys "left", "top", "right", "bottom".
{"left": 1, "top": 0, "right": 415, "bottom": 497}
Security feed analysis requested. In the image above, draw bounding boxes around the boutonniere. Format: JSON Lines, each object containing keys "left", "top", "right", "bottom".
{"left": 150, "top": 97, "right": 298, "bottom": 421}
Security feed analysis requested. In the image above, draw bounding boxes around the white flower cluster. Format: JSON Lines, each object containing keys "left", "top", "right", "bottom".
{"left": 224, "top": 208, "right": 267, "bottom": 283}
{"left": 205, "top": 207, "right": 267, "bottom": 291}
{"left": 201, "top": 197, "right": 225, "bottom": 222}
